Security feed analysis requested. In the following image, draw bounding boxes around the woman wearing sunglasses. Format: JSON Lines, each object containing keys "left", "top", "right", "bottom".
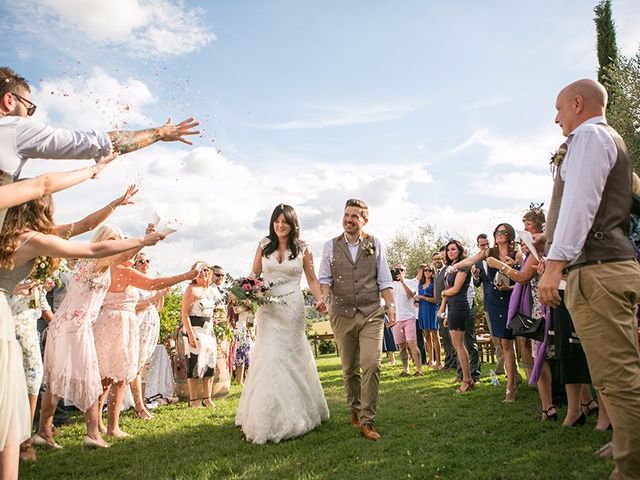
{"left": 131, "top": 252, "right": 169, "bottom": 420}
{"left": 453, "top": 223, "right": 523, "bottom": 402}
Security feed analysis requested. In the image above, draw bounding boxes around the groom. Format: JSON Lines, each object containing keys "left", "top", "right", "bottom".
{"left": 319, "top": 198, "right": 396, "bottom": 441}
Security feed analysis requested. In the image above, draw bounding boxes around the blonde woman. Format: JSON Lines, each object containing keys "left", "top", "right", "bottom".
{"left": 181, "top": 263, "right": 218, "bottom": 408}
{"left": 131, "top": 252, "right": 168, "bottom": 420}
{"left": 0, "top": 207, "right": 163, "bottom": 467}
{"left": 94, "top": 255, "right": 199, "bottom": 437}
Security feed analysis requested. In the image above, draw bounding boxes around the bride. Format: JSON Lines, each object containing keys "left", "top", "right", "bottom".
{"left": 235, "top": 204, "right": 329, "bottom": 444}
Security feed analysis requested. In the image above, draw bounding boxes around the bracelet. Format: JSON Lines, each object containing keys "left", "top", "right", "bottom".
{"left": 107, "top": 202, "right": 116, "bottom": 212}
{"left": 500, "top": 265, "right": 507, "bottom": 273}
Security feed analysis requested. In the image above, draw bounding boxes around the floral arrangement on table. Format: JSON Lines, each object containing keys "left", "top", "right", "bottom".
{"left": 228, "top": 276, "right": 286, "bottom": 314}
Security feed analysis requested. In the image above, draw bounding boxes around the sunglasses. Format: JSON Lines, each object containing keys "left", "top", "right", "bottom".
{"left": 12, "top": 92, "right": 37, "bottom": 116}
{"left": 136, "top": 259, "right": 150, "bottom": 265}
{"left": 212, "top": 272, "right": 224, "bottom": 278}
{"left": 495, "top": 230, "right": 509, "bottom": 236}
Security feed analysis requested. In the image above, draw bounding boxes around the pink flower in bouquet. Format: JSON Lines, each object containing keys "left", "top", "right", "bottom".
{"left": 242, "top": 283, "right": 252, "bottom": 292}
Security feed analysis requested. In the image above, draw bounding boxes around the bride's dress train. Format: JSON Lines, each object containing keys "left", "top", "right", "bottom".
{"left": 235, "top": 244, "right": 329, "bottom": 444}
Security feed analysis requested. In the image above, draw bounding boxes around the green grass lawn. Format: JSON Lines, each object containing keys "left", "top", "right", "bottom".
{"left": 20, "top": 356, "right": 613, "bottom": 479}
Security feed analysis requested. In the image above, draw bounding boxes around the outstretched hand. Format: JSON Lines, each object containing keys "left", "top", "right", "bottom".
{"left": 92, "top": 152, "right": 119, "bottom": 178}
{"left": 114, "top": 184, "right": 138, "bottom": 207}
{"left": 158, "top": 117, "right": 200, "bottom": 145}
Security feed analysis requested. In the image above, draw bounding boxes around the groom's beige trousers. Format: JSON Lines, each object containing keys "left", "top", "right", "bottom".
{"left": 330, "top": 306, "right": 385, "bottom": 426}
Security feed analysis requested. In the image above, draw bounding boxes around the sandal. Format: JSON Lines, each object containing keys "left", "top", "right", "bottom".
{"left": 189, "top": 399, "right": 202, "bottom": 408}
{"left": 202, "top": 397, "right": 215, "bottom": 408}
{"left": 581, "top": 399, "right": 599, "bottom": 417}
{"left": 456, "top": 379, "right": 474, "bottom": 393}
{"left": 541, "top": 406, "right": 558, "bottom": 421}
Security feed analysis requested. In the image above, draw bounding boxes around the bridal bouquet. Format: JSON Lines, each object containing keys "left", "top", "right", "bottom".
{"left": 229, "top": 276, "right": 285, "bottom": 313}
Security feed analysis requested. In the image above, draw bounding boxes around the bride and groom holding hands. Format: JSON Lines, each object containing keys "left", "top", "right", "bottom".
{"left": 235, "top": 199, "right": 397, "bottom": 444}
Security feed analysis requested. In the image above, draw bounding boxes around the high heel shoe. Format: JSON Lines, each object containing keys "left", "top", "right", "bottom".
{"left": 541, "top": 406, "right": 558, "bottom": 421}
{"left": 456, "top": 379, "right": 474, "bottom": 393}
{"left": 566, "top": 413, "right": 587, "bottom": 427}
{"left": 202, "top": 397, "right": 216, "bottom": 408}
{"left": 83, "top": 436, "right": 110, "bottom": 449}
{"left": 581, "top": 399, "right": 599, "bottom": 417}
{"left": 32, "top": 433, "right": 62, "bottom": 449}
{"left": 189, "top": 398, "right": 202, "bottom": 408}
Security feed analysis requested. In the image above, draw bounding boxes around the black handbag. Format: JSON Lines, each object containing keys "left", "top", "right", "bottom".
{"left": 510, "top": 313, "right": 544, "bottom": 341}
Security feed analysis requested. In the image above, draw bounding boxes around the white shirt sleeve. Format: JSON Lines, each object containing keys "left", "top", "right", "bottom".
{"left": 13, "top": 118, "right": 112, "bottom": 175}
{"left": 318, "top": 240, "right": 334, "bottom": 286}
{"left": 375, "top": 238, "right": 393, "bottom": 290}
{"left": 546, "top": 122, "right": 617, "bottom": 262}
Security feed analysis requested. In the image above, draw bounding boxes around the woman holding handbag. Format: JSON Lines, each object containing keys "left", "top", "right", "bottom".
{"left": 452, "top": 223, "right": 522, "bottom": 402}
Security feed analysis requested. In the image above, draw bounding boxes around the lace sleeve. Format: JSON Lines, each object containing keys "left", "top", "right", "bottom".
{"left": 259, "top": 237, "right": 271, "bottom": 249}
{"left": 298, "top": 240, "right": 309, "bottom": 256}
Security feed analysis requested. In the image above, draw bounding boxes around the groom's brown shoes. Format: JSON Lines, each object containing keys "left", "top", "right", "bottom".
{"left": 350, "top": 411, "right": 360, "bottom": 428}
{"left": 360, "top": 424, "right": 381, "bottom": 441}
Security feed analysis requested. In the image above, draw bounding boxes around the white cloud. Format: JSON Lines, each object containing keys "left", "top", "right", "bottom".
{"left": 462, "top": 96, "right": 510, "bottom": 112}
{"left": 256, "top": 102, "right": 417, "bottom": 129}
{"left": 444, "top": 126, "right": 564, "bottom": 169}
{"left": 33, "top": 67, "right": 155, "bottom": 130}
{"left": 6, "top": 0, "right": 214, "bottom": 58}
{"left": 469, "top": 172, "right": 552, "bottom": 201}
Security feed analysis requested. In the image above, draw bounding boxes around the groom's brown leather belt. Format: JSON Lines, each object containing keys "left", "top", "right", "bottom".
{"left": 566, "top": 258, "right": 633, "bottom": 272}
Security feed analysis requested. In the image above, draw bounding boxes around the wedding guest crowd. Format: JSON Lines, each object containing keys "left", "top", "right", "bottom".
{"left": 0, "top": 65, "right": 635, "bottom": 480}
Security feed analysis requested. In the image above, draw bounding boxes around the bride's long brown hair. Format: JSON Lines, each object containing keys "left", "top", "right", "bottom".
{"left": 0, "top": 194, "right": 59, "bottom": 274}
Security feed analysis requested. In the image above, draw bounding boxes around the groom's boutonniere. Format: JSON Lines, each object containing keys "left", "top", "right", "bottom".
{"left": 550, "top": 143, "right": 568, "bottom": 177}
{"left": 362, "top": 236, "right": 375, "bottom": 257}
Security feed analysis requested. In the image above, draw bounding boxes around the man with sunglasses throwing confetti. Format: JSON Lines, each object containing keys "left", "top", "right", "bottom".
{"left": 0, "top": 67, "right": 200, "bottom": 181}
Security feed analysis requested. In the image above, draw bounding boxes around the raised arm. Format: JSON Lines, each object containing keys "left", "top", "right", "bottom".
{"left": 121, "top": 265, "right": 198, "bottom": 292}
{"left": 56, "top": 184, "right": 137, "bottom": 238}
{"left": 0, "top": 154, "right": 116, "bottom": 211}
{"left": 452, "top": 250, "right": 486, "bottom": 271}
{"left": 14, "top": 230, "right": 165, "bottom": 267}
{"left": 109, "top": 117, "right": 200, "bottom": 154}
{"left": 487, "top": 255, "right": 538, "bottom": 285}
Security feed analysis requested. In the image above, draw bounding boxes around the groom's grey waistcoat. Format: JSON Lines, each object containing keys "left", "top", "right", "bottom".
{"left": 330, "top": 234, "right": 380, "bottom": 318}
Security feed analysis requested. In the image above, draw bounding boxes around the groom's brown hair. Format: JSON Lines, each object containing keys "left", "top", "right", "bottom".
{"left": 345, "top": 198, "right": 369, "bottom": 220}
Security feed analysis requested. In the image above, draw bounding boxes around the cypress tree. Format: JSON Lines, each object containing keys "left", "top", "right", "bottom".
{"left": 593, "top": 0, "right": 619, "bottom": 110}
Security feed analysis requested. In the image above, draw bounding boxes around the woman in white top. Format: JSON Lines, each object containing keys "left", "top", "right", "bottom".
{"left": 181, "top": 263, "right": 217, "bottom": 408}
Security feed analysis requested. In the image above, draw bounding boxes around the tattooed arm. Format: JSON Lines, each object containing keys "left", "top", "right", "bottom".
{"left": 108, "top": 117, "right": 200, "bottom": 154}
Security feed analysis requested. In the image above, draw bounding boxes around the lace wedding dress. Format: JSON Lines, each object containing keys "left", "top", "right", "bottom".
{"left": 235, "top": 242, "right": 329, "bottom": 444}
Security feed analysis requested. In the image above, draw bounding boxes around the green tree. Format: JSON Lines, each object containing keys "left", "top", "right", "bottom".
{"left": 594, "top": 0, "right": 619, "bottom": 109}
{"left": 158, "top": 286, "right": 183, "bottom": 343}
{"left": 385, "top": 224, "right": 471, "bottom": 276}
{"left": 605, "top": 49, "right": 640, "bottom": 173}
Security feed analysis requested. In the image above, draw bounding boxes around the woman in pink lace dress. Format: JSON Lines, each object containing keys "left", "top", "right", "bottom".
{"left": 34, "top": 224, "right": 166, "bottom": 450}
{"left": 94, "top": 258, "right": 199, "bottom": 437}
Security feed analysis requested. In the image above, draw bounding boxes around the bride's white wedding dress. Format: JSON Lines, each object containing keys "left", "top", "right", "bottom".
{"left": 235, "top": 243, "right": 329, "bottom": 444}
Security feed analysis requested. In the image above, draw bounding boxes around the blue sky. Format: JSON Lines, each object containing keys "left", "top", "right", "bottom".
{"left": 1, "top": 0, "right": 639, "bottom": 276}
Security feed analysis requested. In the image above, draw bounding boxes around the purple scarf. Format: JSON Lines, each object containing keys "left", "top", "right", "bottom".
{"left": 506, "top": 254, "right": 550, "bottom": 385}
